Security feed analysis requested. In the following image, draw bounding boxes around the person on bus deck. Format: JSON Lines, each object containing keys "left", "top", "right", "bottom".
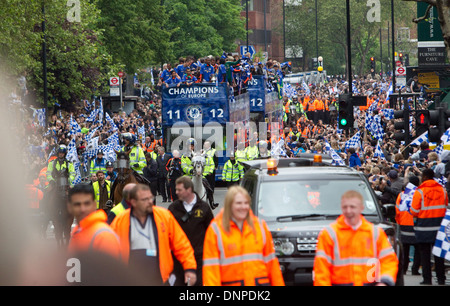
{"left": 165, "top": 70, "right": 182, "bottom": 88}
{"left": 199, "top": 57, "right": 215, "bottom": 83}
{"left": 182, "top": 68, "right": 197, "bottom": 86}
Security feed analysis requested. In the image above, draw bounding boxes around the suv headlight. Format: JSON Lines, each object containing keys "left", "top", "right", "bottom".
{"left": 274, "top": 238, "right": 295, "bottom": 256}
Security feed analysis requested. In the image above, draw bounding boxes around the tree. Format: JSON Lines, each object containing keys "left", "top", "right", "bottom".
{"left": 404, "top": 0, "right": 450, "bottom": 60}
{"left": 163, "top": 0, "right": 245, "bottom": 61}
{"left": 26, "top": 0, "right": 114, "bottom": 109}
{"left": 96, "top": 0, "right": 171, "bottom": 72}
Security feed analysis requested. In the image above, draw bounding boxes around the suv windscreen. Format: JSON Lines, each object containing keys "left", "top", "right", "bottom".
{"left": 257, "top": 179, "right": 378, "bottom": 221}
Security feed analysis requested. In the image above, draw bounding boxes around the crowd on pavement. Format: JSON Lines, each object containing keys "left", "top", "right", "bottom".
{"left": 10, "top": 50, "right": 449, "bottom": 286}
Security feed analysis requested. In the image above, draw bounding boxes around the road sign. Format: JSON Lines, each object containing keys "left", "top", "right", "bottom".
{"left": 396, "top": 60, "right": 402, "bottom": 67}
{"left": 395, "top": 66, "right": 406, "bottom": 76}
{"left": 110, "top": 87, "right": 120, "bottom": 97}
{"left": 240, "top": 45, "right": 256, "bottom": 58}
{"left": 110, "top": 77, "right": 119, "bottom": 86}
{"left": 118, "top": 71, "right": 124, "bottom": 78}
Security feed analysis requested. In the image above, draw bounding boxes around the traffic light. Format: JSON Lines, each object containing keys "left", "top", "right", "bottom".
{"left": 415, "top": 110, "right": 430, "bottom": 137}
{"left": 370, "top": 57, "right": 375, "bottom": 76}
{"left": 428, "top": 108, "right": 450, "bottom": 143}
{"left": 399, "top": 53, "right": 403, "bottom": 64}
{"left": 403, "top": 53, "right": 409, "bottom": 66}
{"left": 393, "top": 109, "right": 410, "bottom": 142}
{"left": 338, "top": 94, "right": 353, "bottom": 129}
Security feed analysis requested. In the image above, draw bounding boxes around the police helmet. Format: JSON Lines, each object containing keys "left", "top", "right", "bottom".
{"left": 57, "top": 145, "right": 67, "bottom": 154}
{"left": 122, "top": 133, "right": 136, "bottom": 144}
{"left": 105, "top": 161, "right": 113, "bottom": 168}
{"left": 97, "top": 149, "right": 104, "bottom": 155}
{"left": 188, "top": 138, "right": 197, "bottom": 146}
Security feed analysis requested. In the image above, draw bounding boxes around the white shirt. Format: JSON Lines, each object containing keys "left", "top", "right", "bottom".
{"left": 183, "top": 194, "right": 197, "bottom": 212}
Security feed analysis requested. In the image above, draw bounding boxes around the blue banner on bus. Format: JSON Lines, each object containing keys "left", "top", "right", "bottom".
{"left": 162, "top": 84, "right": 230, "bottom": 125}
{"left": 247, "top": 75, "right": 266, "bottom": 113}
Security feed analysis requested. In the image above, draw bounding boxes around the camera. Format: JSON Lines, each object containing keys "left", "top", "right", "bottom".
{"left": 181, "top": 210, "right": 193, "bottom": 222}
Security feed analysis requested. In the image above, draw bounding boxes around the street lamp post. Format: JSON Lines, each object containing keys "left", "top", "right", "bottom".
{"left": 283, "top": 0, "right": 286, "bottom": 61}
{"left": 315, "top": 0, "right": 319, "bottom": 60}
{"left": 391, "top": 0, "right": 396, "bottom": 90}
{"left": 246, "top": 0, "right": 249, "bottom": 50}
{"left": 42, "top": 2, "right": 48, "bottom": 129}
{"left": 346, "top": 0, "right": 352, "bottom": 95}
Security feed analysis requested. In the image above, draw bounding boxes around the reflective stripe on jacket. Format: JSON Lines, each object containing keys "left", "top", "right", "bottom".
{"left": 245, "top": 145, "right": 259, "bottom": 160}
{"left": 92, "top": 180, "right": 111, "bottom": 209}
{"left": 395, "top": 192, "right": 416, "bottom": 244}
{"left": 90, "top": 158, "right": 107, "bottom": 175}
{"left": 313, "top": 215, "right": 398, "bottom": 286}
{"left": 203, "top": 210, "right": 285, "bottom": 286}
{"left": 222, "top": 160, "right": 244, "bottom": 182}
{"left": 121, "top": 146, "right": 147, "bottom": 174}
{"left": 409, "top": 179, "right": 448, "bottom": 243}
{"left": 110, "top": 206, "right": 197, "bottom": 283}
{"left": 69, "top": 210, "right": 121, "bottom": 259}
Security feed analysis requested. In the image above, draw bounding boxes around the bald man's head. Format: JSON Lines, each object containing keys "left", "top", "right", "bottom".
{"left": 123, "top": 183, "right": 136, "bottom": 201}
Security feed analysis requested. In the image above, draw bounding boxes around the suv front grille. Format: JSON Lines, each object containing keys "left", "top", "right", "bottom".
{"left": 296, "top": 232, "right": 319, "bottom": 255}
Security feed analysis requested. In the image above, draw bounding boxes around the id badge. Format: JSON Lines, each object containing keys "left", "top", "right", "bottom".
{"left": 146, "top": 249, "right": 157, "bottom": 257}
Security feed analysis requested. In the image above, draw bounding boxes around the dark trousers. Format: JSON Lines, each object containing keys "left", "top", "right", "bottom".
{"left": 205, "top": 172, "right": 215, "bottom": 193}
{"left": 418, "top": 242, "right": 446, "bottom": 283}
{"left": 158, "top": 177, "right": 169, "bottom": 201}
{"left": 402, "top": 243, "right": 421, "bottom": 274}
{"left": 150, "top": 180, "right": 158, "bottom": 205}
{"left": 168, "top": 179, "right": 179, "bottom": 202}
{"left": 226, "top": 181, "right": 239, "bottom": 188}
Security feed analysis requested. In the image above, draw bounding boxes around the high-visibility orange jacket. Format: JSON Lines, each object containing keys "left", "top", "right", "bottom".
{"left": 409, "top": 179, "right": 448, "bottom": 243}
{"left": 68, "top": 210, "right": 121, "bottom": 259}
{"left": 111, "top": 206, "right": 196, "bottom": 283}
{"left": 307, "top": 100, "right": 315, "bottom": 111}
{"left": 25, "top": 184, "right": 43, "bottom": 209}
{"left": 395, "top": 192, "right": 416, "bottom": 244}
{"left": 314, "top": 99, "right": 324, "bottom": 111}
{"left": 144, "top": 140, "right": 158, "bottom": 153}
{"left": 202, "top": 210, "right": 285, "bottom": 286}
{"left": 314, "top": 215, "right": 398, "bottom": 286}
{"left": 302, "top": 127, "right": 310, "bottom": 138}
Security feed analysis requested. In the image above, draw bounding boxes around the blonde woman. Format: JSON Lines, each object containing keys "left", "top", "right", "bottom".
{"left": 202, "top": 186, "right": 285, "bottom": 286}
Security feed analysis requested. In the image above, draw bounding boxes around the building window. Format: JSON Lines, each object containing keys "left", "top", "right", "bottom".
{"left": 397, "top": 27, "right": 410, "bottom": 42}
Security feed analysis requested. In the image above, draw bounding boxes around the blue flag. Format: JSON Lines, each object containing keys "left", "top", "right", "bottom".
{"left": 432, "top": 209, "right": 450, "bottom": 261}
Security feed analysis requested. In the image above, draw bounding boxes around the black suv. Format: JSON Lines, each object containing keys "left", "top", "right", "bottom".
{"left": 241, "top": 155, "right": 404, "bottom": 286}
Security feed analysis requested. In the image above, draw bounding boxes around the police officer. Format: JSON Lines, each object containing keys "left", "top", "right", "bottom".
{"left": 46, "top": 145, "right": 76, "bottom": 187}
{"left": 120, "top": 132, "right": 147, "bottom": 174}
{"left": 181, "top": 138, "right": 214, "bottom": 179}
{"left": 166, "top": 150, "right": 183, "bottom": 201}
{"left": 90, "top": 149, "right": 107, "bottom": 175}
{"left": 245, "top": 137, "right": 259, "bottom": 160}
{"left": 105, "top": 161, "right": 117, "bottom": 184}
{"left": 222, "top": 153, "right": 244, "bottom": 188}
{"left": 203, "top": 141, "right": 217, "bottom": 192}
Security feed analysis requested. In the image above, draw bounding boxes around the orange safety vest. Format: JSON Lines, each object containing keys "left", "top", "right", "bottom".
{"left": 302, "top": 127, "right": 310, "bottom": 138}
{"left": 314, "top": 99, "right": 324, "bottom": 111}
{"left": 68, "top": 210, "right": 121, "bottom": 259}
{"left": 202, "top": 210, "right": 285, "bottom": 286}
{"left": 308, "top": 99, "right": 315, "bottom": 111}
{"left": 284, "top": 100, "right": 290, "bottom": 113}
{"left": 410, "top": 179, "right": 448, "bottom": 243}
{"left": 395, "top": 192, "right": 416, "bottom": 244}
{"left": 360, "top": 97, "right": 371, "bottom": 111}
{"left": 314, "top": 215, "right": 398, "bottom": 286}
{"left": 303, "top": 95, "right": 310, "bottom": 110}
{"left": 110, "top": 206, "right": 197, "bottom": 283}
{"left": 26, "top": 184, "right": 43, "bottom": 209}
{"left": 144, "top": 140, "right": 158, "bottom": 153}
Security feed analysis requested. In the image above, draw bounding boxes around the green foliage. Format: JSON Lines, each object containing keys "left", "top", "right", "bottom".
{"left": 282, "top": 0, "right": 416, "bottom": 76}
{"left": 164, "top": 0, "right": 245, "bottom": 62}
